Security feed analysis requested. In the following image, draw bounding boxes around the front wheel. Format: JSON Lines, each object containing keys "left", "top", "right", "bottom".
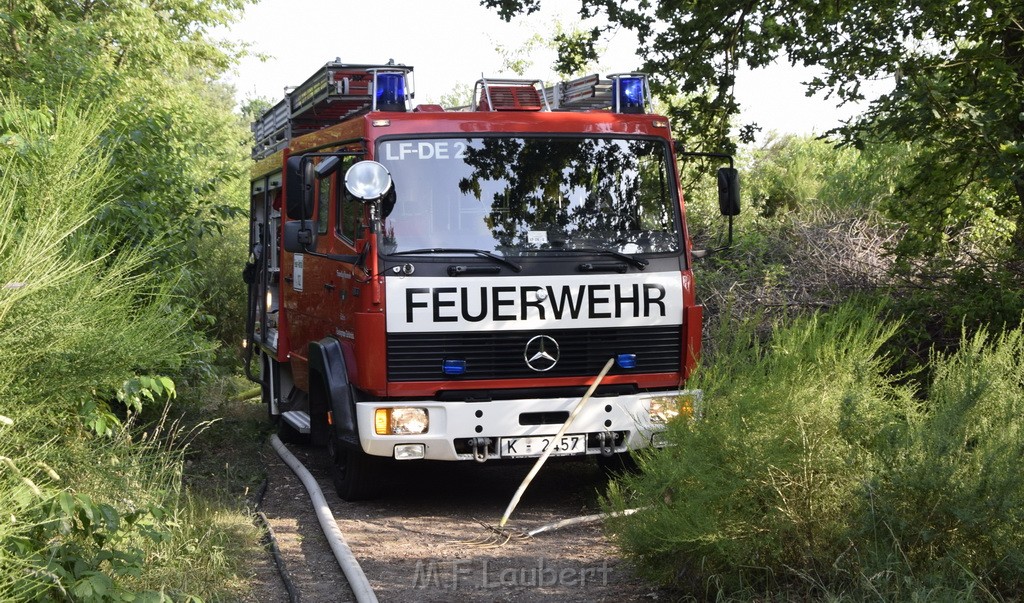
{"left": 330, "top": 439, "right": 382, "bottom": 501}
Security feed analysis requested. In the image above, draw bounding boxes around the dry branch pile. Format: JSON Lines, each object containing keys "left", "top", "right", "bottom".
{"left": 697, "top": 212, "right": 900, "bottom": 340}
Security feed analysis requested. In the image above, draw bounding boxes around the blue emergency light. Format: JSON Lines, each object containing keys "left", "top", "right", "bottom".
{"left": 615, "top": 76, "right": 646, "bottom": 114}
{"left": 375, "top": 72, "right": 406, "bottom": 111}
{"left": 616, "top": 353, "right": 638, "bottom": 369}
{"left": 442, "top": 359, "right": 467, "bottom": 376}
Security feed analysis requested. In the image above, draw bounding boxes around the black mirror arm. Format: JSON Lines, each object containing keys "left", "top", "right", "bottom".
{"left": 678, "top": 148, "right": 740, "bottom": 258}
{"left": 691, "top": 214, "right": 736, "bottom": 260}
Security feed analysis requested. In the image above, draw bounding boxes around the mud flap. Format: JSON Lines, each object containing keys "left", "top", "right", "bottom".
{"left": 308, "top": 337, "right": 360, "bottom": 449}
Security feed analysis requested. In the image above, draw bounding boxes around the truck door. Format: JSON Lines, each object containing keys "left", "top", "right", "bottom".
{"left": 284, "top": 165, "right": 337, "bottom": 353}
{"left": 248, "top": 174, "right": 282, "bottom": 352}
{"left": 332, "top": 154, "right": 363, "bottom": 347}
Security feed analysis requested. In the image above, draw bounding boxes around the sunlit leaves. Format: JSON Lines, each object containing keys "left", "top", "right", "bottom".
{"left": 481, "top": 0, "right": 1024, "bottom": 270}
{"left": 2, "top": 0, "right": 253, "bottom": 273}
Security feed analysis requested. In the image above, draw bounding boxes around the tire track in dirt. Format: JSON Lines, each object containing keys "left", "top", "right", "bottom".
{"left": 258, "top": 441, "right": 663, "bottom": 602}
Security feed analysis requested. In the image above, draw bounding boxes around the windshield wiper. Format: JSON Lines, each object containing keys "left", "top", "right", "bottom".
{"left": 389, "top": 248, "right": 523, "bottom": 273}
{"left": 536, "top": 247, "right": 648, "bottom": 270}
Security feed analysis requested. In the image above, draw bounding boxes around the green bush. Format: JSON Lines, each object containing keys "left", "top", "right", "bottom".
{"left": 737, "top": 134, "right": 902, "bottom": 220}
{"left": 188, "top": 216, "right": 250, "bottom": 364}
{"left": 605, "top": 305, "right": 1024, "bottom": 599}
{"left": 0, "top": 93, "right": 257, "bottom": 600}
{"left": 604, "top": 303, "right": 911, "bottom": 596}
{"left": 0, "top": 94, "right": 189, "bottom": 419}
{"left": 887, "top": 256, "right": 1024, "bottom": 361}
{"left": 861, "top": 326, "right": 1024, "bottom": 594}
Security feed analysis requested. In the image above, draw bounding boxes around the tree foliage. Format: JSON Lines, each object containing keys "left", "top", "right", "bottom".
{"left": 482, "top": 0, "right": 1024, "bottom": 262}
{"left": 2, "top": 0, "right": 246, "bottom": 80}
{"left": 2, "top": 0, "right": 253, "bottom": 267}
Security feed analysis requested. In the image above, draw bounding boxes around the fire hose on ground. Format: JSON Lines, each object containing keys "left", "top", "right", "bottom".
{"left": 262, "top": 358, "right": 645, "bottom": 596}
{"left": 253, "top": 478, "right": 300, "bottom": 603}
{"left": 270, "top": 434, "right": 379, "bottom": 603}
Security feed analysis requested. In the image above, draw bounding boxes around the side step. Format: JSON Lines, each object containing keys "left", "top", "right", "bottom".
{"left": 281, "top": 410, "right": 311, "bottom": 434}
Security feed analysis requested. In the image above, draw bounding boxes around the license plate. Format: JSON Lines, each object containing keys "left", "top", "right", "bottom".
{"left": 500, "top": 434, "right": 586, "bottom": 458}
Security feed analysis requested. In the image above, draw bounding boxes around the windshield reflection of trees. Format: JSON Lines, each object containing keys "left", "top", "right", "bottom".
{"left": 457, "top": 138, "right": 678, "bottom": 253}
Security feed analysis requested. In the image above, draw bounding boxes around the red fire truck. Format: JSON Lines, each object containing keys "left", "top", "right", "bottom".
{"left": 244, "top": 60, "right": 739, "bottom": 500}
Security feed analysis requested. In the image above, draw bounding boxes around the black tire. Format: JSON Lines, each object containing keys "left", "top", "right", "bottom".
{"left": 330, "top": 439, "right": 382, "bottom": 501}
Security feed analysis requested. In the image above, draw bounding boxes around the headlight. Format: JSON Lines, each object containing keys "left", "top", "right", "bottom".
{"left": 374, "top": 407, "right": 429, "bottom": 435}
{"left": 649, "top": 396, "right": 679, "bottom": 424}
{"left": 649, "top": 393, "right": 700, "bottom": 424}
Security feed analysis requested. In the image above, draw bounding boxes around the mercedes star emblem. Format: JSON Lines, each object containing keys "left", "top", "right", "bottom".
{"left": 524, "top": 335, "right": 560, "bottom": 372}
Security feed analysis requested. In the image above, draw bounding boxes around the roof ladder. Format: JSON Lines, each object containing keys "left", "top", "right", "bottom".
{"left": 251, "top": 60, "right": 414, "bottom": 159}
{"left": 472, "top": 76, "right": 552, "bottom": 112}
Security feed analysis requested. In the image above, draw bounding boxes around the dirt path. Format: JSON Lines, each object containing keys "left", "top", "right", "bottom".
{"left": 257, "top": 441, "right": 661, "bottom": 602}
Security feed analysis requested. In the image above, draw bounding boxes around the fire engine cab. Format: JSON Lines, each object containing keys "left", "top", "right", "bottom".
{"left": 244, "top": 60, "right": 740, "bottom": 500}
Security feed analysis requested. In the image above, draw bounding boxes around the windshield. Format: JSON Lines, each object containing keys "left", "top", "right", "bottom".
{"left": 377, "top": 136, "right": 680, "bottom": 256}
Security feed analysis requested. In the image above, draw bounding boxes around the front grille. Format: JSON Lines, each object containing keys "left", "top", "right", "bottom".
{"left": 387, "top": 326, "right": 681, "bottom": 381}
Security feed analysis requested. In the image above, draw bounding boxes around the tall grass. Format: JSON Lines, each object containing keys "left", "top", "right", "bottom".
{"left": 605, "top": 303, "right": 1024, "bottom": 599}
{"left": 0, "top": 93, "right": 261, "bottom": 599}
{"left": 0, "top": 418, "right": 60, "bottom": 601}
{"left": 605, "top": 303, "right": 912, "bottom": 595}
{"left": 0, "top": 95, "right": 188, "bottom": 420}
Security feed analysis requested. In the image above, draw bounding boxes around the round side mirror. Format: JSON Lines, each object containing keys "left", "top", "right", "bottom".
{"left": 345, "top": 161, "right": 393, "bottom": 202}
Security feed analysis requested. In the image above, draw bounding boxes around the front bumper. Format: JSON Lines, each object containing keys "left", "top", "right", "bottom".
{"left": 355, "top": 390, "right": 697, "bottom": 461}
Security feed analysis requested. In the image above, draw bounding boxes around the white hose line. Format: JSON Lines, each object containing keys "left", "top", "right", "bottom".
{"left": 498, "top": 357, "right": 616, "bottom": 528}
{"left": 270, "top": 435, "right": 379, "bottom": 603}
{"left": 526, "top": 508, "right": 643, "bottom": 537}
